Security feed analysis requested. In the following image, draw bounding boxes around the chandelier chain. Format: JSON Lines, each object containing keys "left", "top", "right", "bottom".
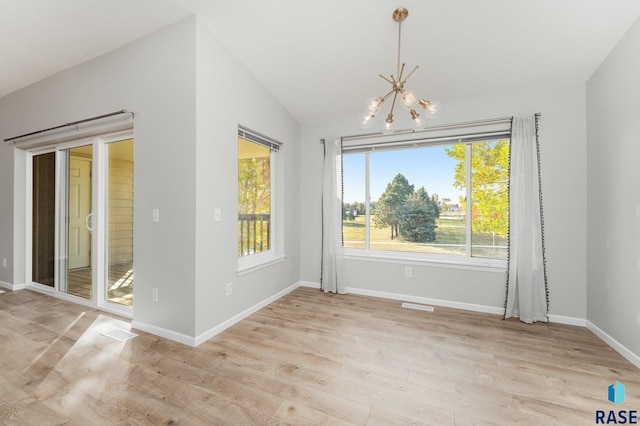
{"left": 397, "top": 19, "right": 402, "bottom": 80}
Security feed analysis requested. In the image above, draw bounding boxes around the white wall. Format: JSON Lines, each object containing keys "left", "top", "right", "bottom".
{"left": 0, "top": 19, "right": 199, "bottom": 336}
{"left": 0, "top": 17, "right": 302, "bottom": 343}
{"left": 300, "top": 82, "right": 587, "bottom": 320}
{"left": 0, "top": 140, "right": 12, "bottom": 286}
{"left": 586, "top": 17, "right": 640, "bottom": 357}
{"left": 193, "top": 20, "right": 300, "bottom": 337}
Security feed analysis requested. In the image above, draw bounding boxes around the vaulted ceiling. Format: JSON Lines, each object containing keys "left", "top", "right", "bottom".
{"left": 2, "top": 0, "right": 640, "bottom": 124}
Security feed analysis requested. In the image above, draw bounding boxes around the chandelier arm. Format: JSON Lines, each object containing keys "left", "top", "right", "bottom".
{"left": 389, "top": 89, "right": 400, "bottom": 119}
{"left": 398, "top": 63, "right": 406, "bottom": 85}
{"left": 401, "top": 65, "right": 419, "bottom": 84}
{"left": 381, "top": 88, "right": 396, "bottom": 102}
{"left": 379, "top": 74, "right": 394, "bottom": 85}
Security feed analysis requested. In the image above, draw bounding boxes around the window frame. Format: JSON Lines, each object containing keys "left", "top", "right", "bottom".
{"left": 236, "top": 126, "right": 286, "bottom": 275}
{"left": 342, "top": 134, "right": 509, "bottom": 272}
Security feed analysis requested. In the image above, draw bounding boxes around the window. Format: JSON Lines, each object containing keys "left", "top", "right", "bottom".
{"left": 343, "top": 135, "right": 510, "bottom": 266}
{"left": 237, "top": 126, "right": 282, "bottom": 272}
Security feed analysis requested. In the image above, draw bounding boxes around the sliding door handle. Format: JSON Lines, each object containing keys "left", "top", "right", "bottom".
{"left": 85, "top": 212, "right": 94, "bottom": 233}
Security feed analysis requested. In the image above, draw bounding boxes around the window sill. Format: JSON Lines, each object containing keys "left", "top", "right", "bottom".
{"left": 343, "top": 250, "right": 507, "bottom": 273}
{"left": 236, "top": 254, "right": 287, "bottom": 276}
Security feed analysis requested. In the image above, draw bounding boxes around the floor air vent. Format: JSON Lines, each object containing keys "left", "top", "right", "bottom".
{"left": 101, "top": 328, "right": 138, "bottom": 342}
{"left": 402, "top": 302, "right": 434, "bottom": 312}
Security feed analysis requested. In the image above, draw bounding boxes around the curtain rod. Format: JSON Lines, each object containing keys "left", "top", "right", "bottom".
{"left": 4, "top": 109, "right": 134, "bottom": 143}
{"left": 334, "top": 113, "right": 540, "bottom": 142}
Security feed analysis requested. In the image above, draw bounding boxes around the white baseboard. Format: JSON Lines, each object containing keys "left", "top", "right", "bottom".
{"left": 587, "top": 321, "right": 640, "bottom": 370}
{"left": 305, "top": 282, "right": 587, "bottom": 328}
{"left": 298, "top": 281, "right": 321, "bottom": 289}
{"left": 301, "top": 281, "right": 504, "bottom": 315}
{"left": 346, "top": 286, "right": 505, "bottom": 315}
{"left": 0, "top": 281, "right": 27, "bottom": 291}
{"left": 548, "top": 314, "right": 586, "bottom": 327}
{"left": 131, "top": 320, "right": 197, "bottom": 347}
{"left": 193, "top": 281, "right": 302, "bottom": 346}
{"left": 134, "top": 282, "right": 304, "bottom": 347}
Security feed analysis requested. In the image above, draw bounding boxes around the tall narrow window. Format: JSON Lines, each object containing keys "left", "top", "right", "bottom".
{"left": 237, "top": 127, "right": 279, "bottom": 260}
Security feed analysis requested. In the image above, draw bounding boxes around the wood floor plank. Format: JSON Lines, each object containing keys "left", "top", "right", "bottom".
{"left": 0, "top": 397, "right": 69, "bottom": 425}
{"left": 273, "top": 399, "right": 356, "bottom": 426}
{"left": 1, "top": 286, "right": 639, "bottom": 425}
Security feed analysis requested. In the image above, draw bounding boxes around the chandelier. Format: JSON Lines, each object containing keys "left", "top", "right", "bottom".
{"left": 360, "top": 7, "right": 441, "bottom": 133}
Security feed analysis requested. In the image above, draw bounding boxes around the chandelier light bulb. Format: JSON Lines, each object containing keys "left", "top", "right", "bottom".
{"left": 359, "top": 112, "right": 376, "bottom": 129}
{"left": 366, "top": 97, "right": 384, "bottom": 114}
{"left": 401, "top": 90, "right": 417, "bottom": 109}
{"left": 410, "top": 109, "right": 424, "bottom": 129}
{"left": 420, "top": 99, "right": 442, "bottom": 118}
{"left": 383, "top": 114, "right": 394, "bottom": 134}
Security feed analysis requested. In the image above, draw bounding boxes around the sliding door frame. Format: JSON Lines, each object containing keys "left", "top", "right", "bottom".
{"left": 24, "top": 129, "right": 134, "bottom": 318}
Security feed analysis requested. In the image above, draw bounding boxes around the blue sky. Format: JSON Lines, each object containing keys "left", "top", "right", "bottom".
{"left": 343, "top": 145, "right": 465, "bottom": 204}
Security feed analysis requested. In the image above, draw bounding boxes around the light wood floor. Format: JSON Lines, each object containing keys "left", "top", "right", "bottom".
{"left": 66, "top": 262, "right": 133, "bottom": 306}
{"left": 0, "top": 286, "right": 638, "bottom": 425}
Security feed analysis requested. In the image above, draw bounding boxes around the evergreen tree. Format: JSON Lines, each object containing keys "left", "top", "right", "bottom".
{"left": 373, "top": 174, "right": 414, "bottom": 239}
{"left": 399, "top": 190, "right": 438, "bottom": 242}
{"left": 431, "top": 194, "right": 441, "bottom": 218}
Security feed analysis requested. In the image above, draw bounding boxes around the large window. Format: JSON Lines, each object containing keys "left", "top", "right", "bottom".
{"left": 237, "top": 127, "right": 279, "bottom": 262}
{"left": 343, "top": 136, "right": 509, "bottom": 264}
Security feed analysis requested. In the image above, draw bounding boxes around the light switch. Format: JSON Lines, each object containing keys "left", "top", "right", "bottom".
{"left": 214, "top": 208, "right": 221, "bottom": 222}
{"left": 152, "top": 209, "right": 160, "bottom": 223}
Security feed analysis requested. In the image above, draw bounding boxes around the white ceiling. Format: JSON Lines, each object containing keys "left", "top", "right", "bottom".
{"left": 2, "top": 0, "right": 640, "bottom": 125}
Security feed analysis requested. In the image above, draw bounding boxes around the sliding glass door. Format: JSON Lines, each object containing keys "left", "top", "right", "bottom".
{"left": 29, "top": 133, "right": 134, "bottom": 313}
{"left": 32, "top": 152, "right": 56, "bottom": 287}
{"left": 60, "top": 144, "right": 94, "bottom": 300}
{"left": 106, "top": 139, "right": 134, "bottom": 306}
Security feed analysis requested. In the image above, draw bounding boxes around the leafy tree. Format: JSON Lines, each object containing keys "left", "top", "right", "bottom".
{"left": 398, "top": 192, "right": 437, "bottom": 242}
{"left": 373, "top": 174, "right": 414, "bottom": 239}
{"left": 238, "top": 157, "right": 270, "bottom": 215}
{"left": 343, "top": 203, "right": 350, "bottom": 220}
{"left": 445, "top": 140, "right": 510, "bottom": 237}
{"left": 342, "top": 202, "right": 360, "bottom": 220}
{"left": 440, "top": 197, "right": 452, "bottom": 212}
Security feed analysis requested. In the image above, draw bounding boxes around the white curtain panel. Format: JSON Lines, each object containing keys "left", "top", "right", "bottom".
{"left": 504, "top": 115, "right": 549, "bottom": 323}
{"left": 321, "top": 139, "right": 347, "bottom": 294}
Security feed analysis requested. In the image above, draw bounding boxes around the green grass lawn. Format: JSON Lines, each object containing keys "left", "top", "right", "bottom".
{"left": 342, "top": 215, "right": 508, "bottom": 258}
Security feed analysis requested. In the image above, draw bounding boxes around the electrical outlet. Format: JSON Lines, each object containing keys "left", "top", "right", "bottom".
{"left": 152, "top": 288, "right": 159, "bottom": 302}
{"left": 405, "top": 267, "right": 412, "bottom": 278}
{"left": 214, "top": 208, "right": 222, "bottom": 222}
{"left": 226, "top": 282, "right": 233, "bottom": 297}
{"left": 2, "top": 258, "right": 6, "bottom": 268}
